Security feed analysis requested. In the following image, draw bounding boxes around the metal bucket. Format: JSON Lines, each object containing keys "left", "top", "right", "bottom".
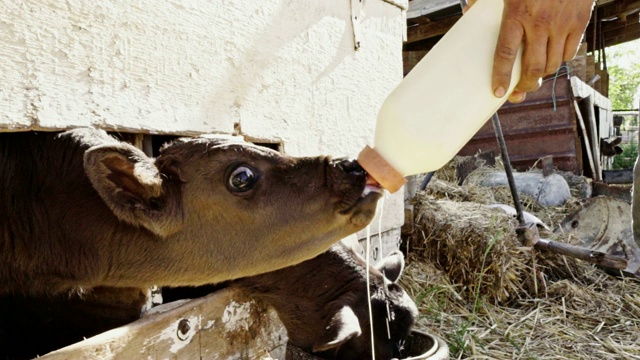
{"left": 285, "top": 330, "right": 449, "bottom": 359}
{"left": 400, "top": 330, "right": 449, "bottom": 360}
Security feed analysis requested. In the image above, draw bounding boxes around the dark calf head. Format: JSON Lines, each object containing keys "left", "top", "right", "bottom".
{"left": 319, "top": 249, "right": 418, "bottom": 360}
{"left": 236, "top": 243, "right": 418, "bottom": 360}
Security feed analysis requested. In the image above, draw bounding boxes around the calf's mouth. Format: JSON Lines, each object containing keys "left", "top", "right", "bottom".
{"left": 327, "top": 159, "right": 383, "bottom": 215}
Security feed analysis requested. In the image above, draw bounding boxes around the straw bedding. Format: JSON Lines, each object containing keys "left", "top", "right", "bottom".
{"left": 402, "top": 159, "right": 640, "bottom": 359}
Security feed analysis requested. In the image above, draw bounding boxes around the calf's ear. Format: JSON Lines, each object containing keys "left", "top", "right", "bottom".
{"left": 84, "top": 143, "right": 182, "bottom": 237}
{"left": 376, "top": 250, "right": 405, "bottom": 283}
{"left": 312, "top": 306, "right": 361, "bottom": 352}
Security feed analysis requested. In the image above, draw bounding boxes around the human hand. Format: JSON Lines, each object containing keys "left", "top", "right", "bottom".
{"left": 465, "top": 0, "right": 594, "bottom": 103}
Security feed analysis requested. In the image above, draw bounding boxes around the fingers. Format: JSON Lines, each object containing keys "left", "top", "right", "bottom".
{"left": 492, "top": 17, "right": 524, "bottom": 98}
{"left": 517, "top": 31, "right": 547, "bottom": 93}
{"left": 491, "top": 0, "right": 594, "bottom": 101}
{"left": 545, "top": 35, "right": 565, "bottom": 75}
{"left": 566, "top": 1, "right": 596, "bottom": 61}
{"left": 508, "top": 91, "right": 526, "bottom": 104}
{"left": 563, "top": 31, "right": 585, "bottom": 62}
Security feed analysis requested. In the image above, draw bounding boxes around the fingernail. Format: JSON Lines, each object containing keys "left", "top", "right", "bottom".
{"left": 494, "top": 87, "right": 505, "bottom": 98}
{"left": 512, "top": 92, "right": 525, "bottom": 102}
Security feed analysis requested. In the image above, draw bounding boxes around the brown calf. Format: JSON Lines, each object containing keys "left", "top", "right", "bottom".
{"left": 0, "top": 128, "right": 381, "bottom": 295}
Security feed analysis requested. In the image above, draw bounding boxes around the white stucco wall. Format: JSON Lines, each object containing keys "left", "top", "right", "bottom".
{"left": 0, "top": 0, "right": 406, "bottom": 246}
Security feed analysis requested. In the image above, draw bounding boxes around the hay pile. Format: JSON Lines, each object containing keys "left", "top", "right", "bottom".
{"left": 402, "top": 162, "right": 640, "bottom": 359}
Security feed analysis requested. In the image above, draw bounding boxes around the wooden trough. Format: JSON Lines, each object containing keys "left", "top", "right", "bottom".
{"left": 37, "top": 288, "right": 288, "bottom": 360}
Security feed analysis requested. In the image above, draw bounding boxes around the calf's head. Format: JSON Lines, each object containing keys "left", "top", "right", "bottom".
{"left": 80, "top": 129, "right": 382, "bottom": 285}
{"left": 236, "top": 243, "right": 418, "bottom": 360}
{"left": 312, "top": 249, "right": 418, "bottom": 360}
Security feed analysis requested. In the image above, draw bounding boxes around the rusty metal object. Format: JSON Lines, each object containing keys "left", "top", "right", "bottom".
{"left": 490, "top": 111, "right": 526, "bottom": 225}
{"left": 472, "top": 71, "right": 625, "bottom": 271}
{"left": 459, "top": 73, "right": 582, "bottom": 174}
{"left": 519, "top": 223, "right": 627, "bottom": 270}
{"left": 541, "top": 155, "right": 554, "bottom": 177}
{"left": 176, "top": 318, "right": 191, "bottom": 341}
{"left": 556, "top": 196, "right": 640, "bottom": 276}
{"left": 592, "top": 181, "right": 632, "bottom": 203}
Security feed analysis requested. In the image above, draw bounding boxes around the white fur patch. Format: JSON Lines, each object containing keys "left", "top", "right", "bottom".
{"left": 327, "top": 306, "right": 362, "bottom": 346}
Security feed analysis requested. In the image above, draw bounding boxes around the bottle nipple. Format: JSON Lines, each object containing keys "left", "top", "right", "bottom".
{"left": 357, "top": 145, "right": 406, "bottom": 193}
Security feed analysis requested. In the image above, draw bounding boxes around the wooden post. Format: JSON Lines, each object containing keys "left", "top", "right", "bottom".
{"left": 580, "top": 96, "right": 603, "bottom": 181}
{"left": 573, "top": 99, "right": 597, "bottom": 179}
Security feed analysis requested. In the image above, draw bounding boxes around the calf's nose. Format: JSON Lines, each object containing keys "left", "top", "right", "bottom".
{"left": 333, "top": 158, "right": 366, "bottom": 176}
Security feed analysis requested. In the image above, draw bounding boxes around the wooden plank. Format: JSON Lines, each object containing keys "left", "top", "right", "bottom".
{"left": 580, "top": 96, "right": 604, "bottom": 181}
{"left": 566, "top": 42, "right": 588, "bottom": 83}
{"left": 406, "top": 14, "right": 461, "bottom": 44}
{"left": 604, "top": 25, "right": 640, "bottom": 48}
{"left": 600, "top": 0, "right": 640, "bottom": 19}
{"left": 597, "top": 67, "right": 609, "bottom": 98}
{"left": 597, "top": 0, "right": 619, "bottom": 6}
{"left": 586, "top": 54, "right": 596, "bottom": 84}
{"left": 570, "top": 76, "right": 612, "bottom": 111}
{"left": 403, "top": 36, "right": 444, "bottom": 52}
{"left": 407, "top": 0, "right": 459, "bottom": 19}
{"left": 574, "top": 100, "right": 598, "bottom": 180}
{"left": 602, "top": 19, "right": 640, "bottom": 39}
{"left": 403, "top": 50, "right": 429, "bottom": 75}
{"left": 586, "top": 20, "right": 640, "bottom": 50}
{"left": 39, "top": 288, "right": 286, "bottom": 360}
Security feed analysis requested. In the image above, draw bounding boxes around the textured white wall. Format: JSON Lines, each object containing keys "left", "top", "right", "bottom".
{"left": 0, "top": 0, "right": 406, "bottom": 243}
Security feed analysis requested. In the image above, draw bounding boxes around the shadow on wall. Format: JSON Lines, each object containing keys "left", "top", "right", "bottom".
{"left": 205, "top": 1, "right": 355, "bottom": 135}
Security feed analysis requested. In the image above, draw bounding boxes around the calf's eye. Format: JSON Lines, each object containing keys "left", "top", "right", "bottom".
{"left": 228, "top": 165, "right": 257, "bottom": 192}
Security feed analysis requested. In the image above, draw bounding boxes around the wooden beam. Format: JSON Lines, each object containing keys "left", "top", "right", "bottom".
{"left": 406, "top": 14, "right": 461, "bottom": 44}
{"left": 586, "top": 21, "right": 640, "bottom": 50}
{"left": 407, "top": 0, "right": 459, "bottom": 19}
{"left": 605, "top": 17, "right": 640, "bottom": 32}
{"left": 403, "top": 35, "right": 444, "bottom": 52}
{"left": 597, "top": 0, "right": 619, "bottom": 7}
{"left": 602, "top": 18, "right": 640, "bottom": 34}
{"left": 599, "top": 0, "right": 640, "bottom": 19}
{"left": 403, "top": 50, "right": 429, "bottom": 75}
{"left": 604, "top": 27, "right": 640, "bottom": 48}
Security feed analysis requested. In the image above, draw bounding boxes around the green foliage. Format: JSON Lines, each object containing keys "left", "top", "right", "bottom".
{"left": 625, "top": 114, "right": 639, "bottom": 128}
{"left": 612, "top": 141, "right": 638, "bottom": 169}
{"left": 606, "top": 40, "right": 640, "bottom": 110}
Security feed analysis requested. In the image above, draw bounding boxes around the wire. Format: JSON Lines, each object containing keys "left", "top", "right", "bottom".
{"left": 552, "top": 65, "right": 572, "bottom": 112}
{"left": 419, "top": 171, "right": 435, "bottom": 191}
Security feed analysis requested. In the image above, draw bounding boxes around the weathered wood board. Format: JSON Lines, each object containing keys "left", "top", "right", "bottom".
{"left": 39, "top": 288, "right": 287, "bottom": 360}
